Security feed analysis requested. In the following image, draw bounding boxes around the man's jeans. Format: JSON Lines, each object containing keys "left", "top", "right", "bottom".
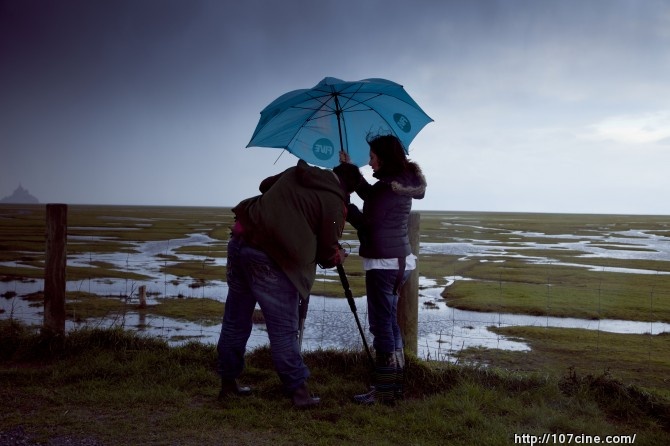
{"left": 365, "top": 268, "right": 411, "bottom": 354}
{"left": 217, "top": 236, "right": 309, "bottom": 392}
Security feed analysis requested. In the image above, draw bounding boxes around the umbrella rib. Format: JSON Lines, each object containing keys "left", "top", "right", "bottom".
{"left": 292, "top": 84, "right": 416, "bottom": 119}
{"left": 290, "top": 88, "right": 405, "bottom": 148}
{"left": 340, "top": 82, "right": 429, "bottom": 113}
{"left": 291, "top": 91, "right": 338, "bottom": 121}
{"left": 340, "top": 87, "right": 418, "bottom": 113}
{"left": 278, "top": 91, "right": 338, "bottom": 151}
{"left": 293, "top": 92, "right": 380, "bottom": 118}
{"left": 336, "top": 83, "right": 368, "bottom": 111}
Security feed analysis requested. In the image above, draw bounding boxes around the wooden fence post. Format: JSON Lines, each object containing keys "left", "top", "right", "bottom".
{"left": 398, "top": 211, "right": 420, "bottom": 356}
{"left": 44, "top": 203, "right": 67, "bottom": 336}
{"left": 138, "top": 285, "right": 147, "bottom": 309}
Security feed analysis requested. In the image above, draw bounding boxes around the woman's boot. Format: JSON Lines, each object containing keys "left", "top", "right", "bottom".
{"left": 353, "top": 352, "right": 397, "bottom": 405}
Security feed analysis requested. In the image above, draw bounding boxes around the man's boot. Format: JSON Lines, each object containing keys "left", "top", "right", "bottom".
{"left": 291, "top": 382, "right": 321, "bottom": 409}
{"left": 218, "top": 378, "right": 252, "bottom": 399}
{"left": 394, "top": 348, "right": 405, "bottom": 400}
{"left": 353, "top": 352, "right": 397, "bottom": 405}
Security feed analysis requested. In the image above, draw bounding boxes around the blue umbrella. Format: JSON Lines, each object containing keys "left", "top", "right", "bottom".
{"left": 247, "top": 77, "right": 433, "bottom": 168}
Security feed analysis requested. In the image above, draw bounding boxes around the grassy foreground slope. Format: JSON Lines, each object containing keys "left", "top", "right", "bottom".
{"left": 1, "top": 322, "right": 668, "bottom": 446}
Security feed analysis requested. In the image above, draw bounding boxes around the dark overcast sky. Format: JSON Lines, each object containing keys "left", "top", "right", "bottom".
{"left": 2, "top": 0, "right": 669, "bottom": 213}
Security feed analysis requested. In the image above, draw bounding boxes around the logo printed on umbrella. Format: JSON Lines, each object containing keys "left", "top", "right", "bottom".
{"left": 313, "top": 138, "right": 335, "bottom": 161}
{"left": 394, "top": 113, "right": 411, "bottom": 133}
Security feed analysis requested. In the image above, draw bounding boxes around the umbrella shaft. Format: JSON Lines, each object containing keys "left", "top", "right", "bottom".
{"left": 337, "top": 264, "right": 374, "bottom": 366}
{"left": 333, "top": 94, "right": 345, "bottom": 152}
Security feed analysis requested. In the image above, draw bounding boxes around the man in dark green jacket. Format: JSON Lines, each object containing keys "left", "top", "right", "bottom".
{"left": 217, "top": 160, "right": 361, "bottom": 408}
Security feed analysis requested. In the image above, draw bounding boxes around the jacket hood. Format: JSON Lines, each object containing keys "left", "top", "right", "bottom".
{"left": 295, "top": 160, "right": 346, "bottom": 199}
{"left": 388, "top": 162, "right": 426, "bottom": 199}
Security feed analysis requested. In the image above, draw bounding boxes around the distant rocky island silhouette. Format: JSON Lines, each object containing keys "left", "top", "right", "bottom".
{"left": 0, "top": 184, "right": 39, "bottom": 204}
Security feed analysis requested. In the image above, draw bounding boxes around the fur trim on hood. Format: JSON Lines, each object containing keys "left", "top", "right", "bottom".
{"left": 390, "top": 162, "right": 426, "bottom": 199}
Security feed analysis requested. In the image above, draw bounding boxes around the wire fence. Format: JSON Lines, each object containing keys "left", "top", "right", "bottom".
{"left": 2, "top": 253, "right": 670, "bottom": 372}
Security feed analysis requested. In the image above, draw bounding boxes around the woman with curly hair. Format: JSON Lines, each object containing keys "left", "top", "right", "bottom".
{"left": 339, "top": 134, "right": 427, "bottom": 405}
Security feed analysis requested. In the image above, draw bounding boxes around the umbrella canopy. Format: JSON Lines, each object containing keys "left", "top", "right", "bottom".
{"left": 247, "top": 77, "right": 433, "bottom": 168}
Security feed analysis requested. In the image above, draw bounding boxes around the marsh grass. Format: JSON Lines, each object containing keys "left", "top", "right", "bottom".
{"left": 66, "top": 292, "right": 130, "bottom": 320}
{"left": 443, "top": 272, "right": 670, "bottom": 321}
{"left": 152, "top": 297, "right": 227, "bottom": 326}
{"left": 68, "top": 265, "right": 152, "bottom": 282}
{"left": 62, "top": 293, "right": 263, "bottom": 327}
{"left": 1, "top": 322, "right": 668, "bottom": 445}
{"left": 457, "top": 326, "right": 670, "bottom": 397}
{"left": 160, "top": 261, "right": 225, "bottom": 282}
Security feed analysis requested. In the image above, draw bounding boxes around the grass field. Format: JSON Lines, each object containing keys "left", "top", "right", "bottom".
{"left": 1, "top": 323, "right": 668, "bottom": 445}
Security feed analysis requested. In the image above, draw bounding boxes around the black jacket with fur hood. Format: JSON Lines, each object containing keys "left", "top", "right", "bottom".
{"left": 347, "top": 161, "right": 426, "bottom": 259}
